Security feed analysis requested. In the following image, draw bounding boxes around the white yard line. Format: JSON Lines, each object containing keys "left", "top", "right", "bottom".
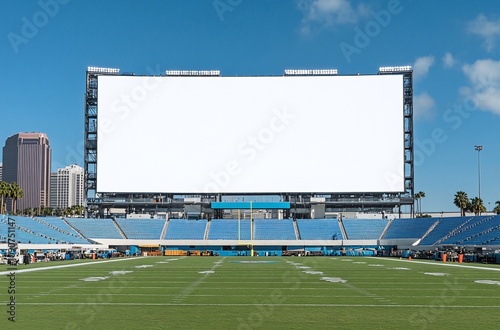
{"left": 16, "top": 302, "right": 500, "bottom": 308}
{"left": 377, "top": 257, "right": 500, "bottom": 271}
{"left": 170, "top": 257, "right": 225, "bottom": 304}
{"left": 0, "top": 257, "right": 147, "bottom": 276}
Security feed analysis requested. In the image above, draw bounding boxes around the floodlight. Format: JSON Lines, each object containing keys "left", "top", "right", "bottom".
{"left": 379, "top": 66, "right": 412, "bottom": 73}
{"left": 87, "top": 67, "right": 120, "bottom": 74}
{"left": 166, "top": 70, "right": 220, "bottom": 76}
{"left": 284, "top": 69, "right": 338, "bottom": 76}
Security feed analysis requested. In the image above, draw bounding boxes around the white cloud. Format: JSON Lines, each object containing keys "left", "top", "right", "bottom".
{"left": 461, "top": 59, "right": 500, "bottom": 115}
{"left": 413, "top": 56, "right": 435, "bottom": 80}
{"left": 467, "top": 14, "right": 500, "bottom": 51}
{"left": 442, "top": 52, "right": 455, "bottom": 68}
{"left": 298, "top": 0, "right": 369, "bottom": 34}
{"left": 413, "top": 92, "right": 436, "bottom": 119}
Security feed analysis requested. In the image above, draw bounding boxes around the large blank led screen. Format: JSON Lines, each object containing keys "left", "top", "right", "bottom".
{"left": 97, "top": 74, "right": 404, "bottom": 193}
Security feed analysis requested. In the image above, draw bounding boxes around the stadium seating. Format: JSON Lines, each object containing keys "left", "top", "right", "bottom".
{"left": 253, "top": 219, "right": 296, "bottom": 240}
{"left": 0, "top": 217, "right": 57, "bottom": 244}
{"left": 296, "top": 219, "right": 343, "bottom": 240}
{"left": 36, "top": 217, "right": 91, "bottom": 244}
{"left": 0, "top": 216, "right": 90, "bottom": 244}
{"left": 115, "top": 219, "right": 166, "bottom": 239}
{"left": 208, "top": 219, "right": 252, "bottom": 240}
{"left": 383, "top": 217, "right": 436, "bottom": 239}
{"left": 342, "top": 219, "right": 388, "bottom": 240}
{"left": 2, "top": 213, "right": 500, "bottom": 248}
{"left": 419, "top": 217, "right": 473, "bottom": 245}
{"left": 439, "top": 216, "right": 498, "bottom": 245}
{"left": 65, "top": 218, "right": 123, "bottom": 239}
{"left": 165, "top": 219, "right": 207, "bottom": 240}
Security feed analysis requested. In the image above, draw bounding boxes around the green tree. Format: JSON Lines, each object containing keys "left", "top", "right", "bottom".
{"left": 493, "top": 201, "right": 500, "bottom": 215}
{"left": 9, "top": 182, "right": 23, "bottom": 215}
{"left": 42, "top": 207, "right": 53, "bottom": 216}
{"left": 415, "top": 191, "right": 426, "bottom": 214}
{"left": 454, "top": 191, "right": 470, "bottom": 217}
{"left": 0, "top": 181, "right": 8, "bottom": 214}
{"left": 54, "top": 208, "right": 63, "bottom": 217}
{"left": 469, "top": 197, "right": 486, "bottom": 216}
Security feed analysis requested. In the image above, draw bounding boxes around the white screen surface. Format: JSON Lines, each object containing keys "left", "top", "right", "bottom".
{"left": 97, "top": 74, "right": 404, "bottom": 193}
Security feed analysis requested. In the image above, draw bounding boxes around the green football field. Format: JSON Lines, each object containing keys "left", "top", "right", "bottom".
{"left": 1, "top": 256, "right": 500, "bottom": 329}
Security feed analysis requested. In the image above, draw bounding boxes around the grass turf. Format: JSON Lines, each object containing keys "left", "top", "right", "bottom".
{"left": 1, "top": 256, "right": 500, "bottom": 329}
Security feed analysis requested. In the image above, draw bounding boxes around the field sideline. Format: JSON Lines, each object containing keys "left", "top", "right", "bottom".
{"left": 1, "top": 256, "right": 500, "bottom": 329}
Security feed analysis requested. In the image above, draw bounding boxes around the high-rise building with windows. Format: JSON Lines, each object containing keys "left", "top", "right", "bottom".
{"left": 50, "top": 164, "right": 84, "bottom": 209}
{"left": 2, "top": 133, "right": 51, "bottom": 211}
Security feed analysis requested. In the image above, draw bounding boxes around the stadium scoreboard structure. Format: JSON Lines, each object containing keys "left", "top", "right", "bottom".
{"left": 84, "top": 66, "right": 413, "bottom": 218}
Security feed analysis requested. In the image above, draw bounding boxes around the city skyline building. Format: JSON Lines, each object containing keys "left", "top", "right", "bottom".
{"left": 50, "top": 164, "right": 84, "bottom": 209}
{"left": 2, "top": 132, "right": 51, "bottom": 211}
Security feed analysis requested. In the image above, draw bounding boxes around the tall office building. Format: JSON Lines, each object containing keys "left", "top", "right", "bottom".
{"left": 0, "top": 162, "right": 2, "bottom": 181}
{"left": 50, "top": 172, "right": 58, "bottom": 208}
{"left": 50, "top": 164, "right": 84, "bottom": 209}
{"left": 2, "top": 133, "right": 51, "bottom": 211}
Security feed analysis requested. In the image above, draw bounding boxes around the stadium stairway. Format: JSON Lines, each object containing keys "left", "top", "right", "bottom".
{"left": 416, "top": 219, "right": 440, "bottom": 244}
{"left": 440, "top": 216, "right": 497, "bottom": 245}
{"left": 63, "top": 218, "right": 84, "bottom": 238}
{"left": 204, "top": 220, "right": 211, "bottom": 240}
{"left": 434, "top": 216, "right": 485, "bottom": 245}
{"left": 111, "top": 217, "right": 128, "bottom": 239}
{"left": 338, "top": 218, "right": 348, "bottom": 240}
{"left": 293, "top": 219, "right": 301, "bottom": 240}
{"left": 379, "top": 218, "right": 393, "bottom": 240}
{"left": 160, "top": 219, "right": 169, "bottom": 239}
{"left": 459, "top": 223, "right": 500, "bottom": 245}
{"left": 62, "top": 219, "right": 100, "bottom": 244}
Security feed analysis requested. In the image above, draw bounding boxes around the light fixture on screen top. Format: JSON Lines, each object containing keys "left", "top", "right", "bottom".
{"left": 87, "top": 67, "right": 120, "bottom": 74}
{"left": 165, "top": 70, "right": 220, "bottom": 76}
{"left": 284, "top": 69, "right": 338, "bottom": 76}
{"left": 378, "top": 66, "right": 412, "bottom": 73}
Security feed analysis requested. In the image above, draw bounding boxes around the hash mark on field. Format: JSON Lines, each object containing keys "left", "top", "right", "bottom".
{"left": 284, "top": 257, "right": 396, "bottom": 307}
{"left": 170, "top": 258, "right": 225, "bottom": 304}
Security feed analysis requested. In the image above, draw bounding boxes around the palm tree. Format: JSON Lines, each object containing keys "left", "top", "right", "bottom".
{"left": 42, "top": 207, "right": 53, "bottom": 217}
{"left": 414, "top": 191, "right": 425, "bottom": 215}
{"left": 0, "top": 181, "right": 8, "bottom": 214}
{"left": 469, "top": 197, "right": 486, "bottom": 216}
{"left": 454, "top": 191, "right": 470, "bottom": 217}
{"left": 9, "top": 182, "right": 23, "bottom": 215}
{"left": 493, "top": 201, "right": 500, "bottom": 215}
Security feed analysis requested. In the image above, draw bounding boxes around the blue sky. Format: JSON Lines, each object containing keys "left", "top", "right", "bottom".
{"left": 0, "top": 0, "right": 499, "bottom": 213}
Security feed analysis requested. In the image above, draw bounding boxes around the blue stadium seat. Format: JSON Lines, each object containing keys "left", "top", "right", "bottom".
{"left": 296, "top": 219, "right": 343, "bottom": 240}
{"left": 254, "top": 219, "right": 296, "bottom": 240}
{"left": 208, "top": 219, "right": 251, "bottom": 240}
{"left": 165, "top": 219, "right": 207, "bottom": 240}
{"left": 342, "top": 219, "right": 388, "bottom": 240}
{"left": 116, "top": 219, "right": 166, "bottom": 239}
